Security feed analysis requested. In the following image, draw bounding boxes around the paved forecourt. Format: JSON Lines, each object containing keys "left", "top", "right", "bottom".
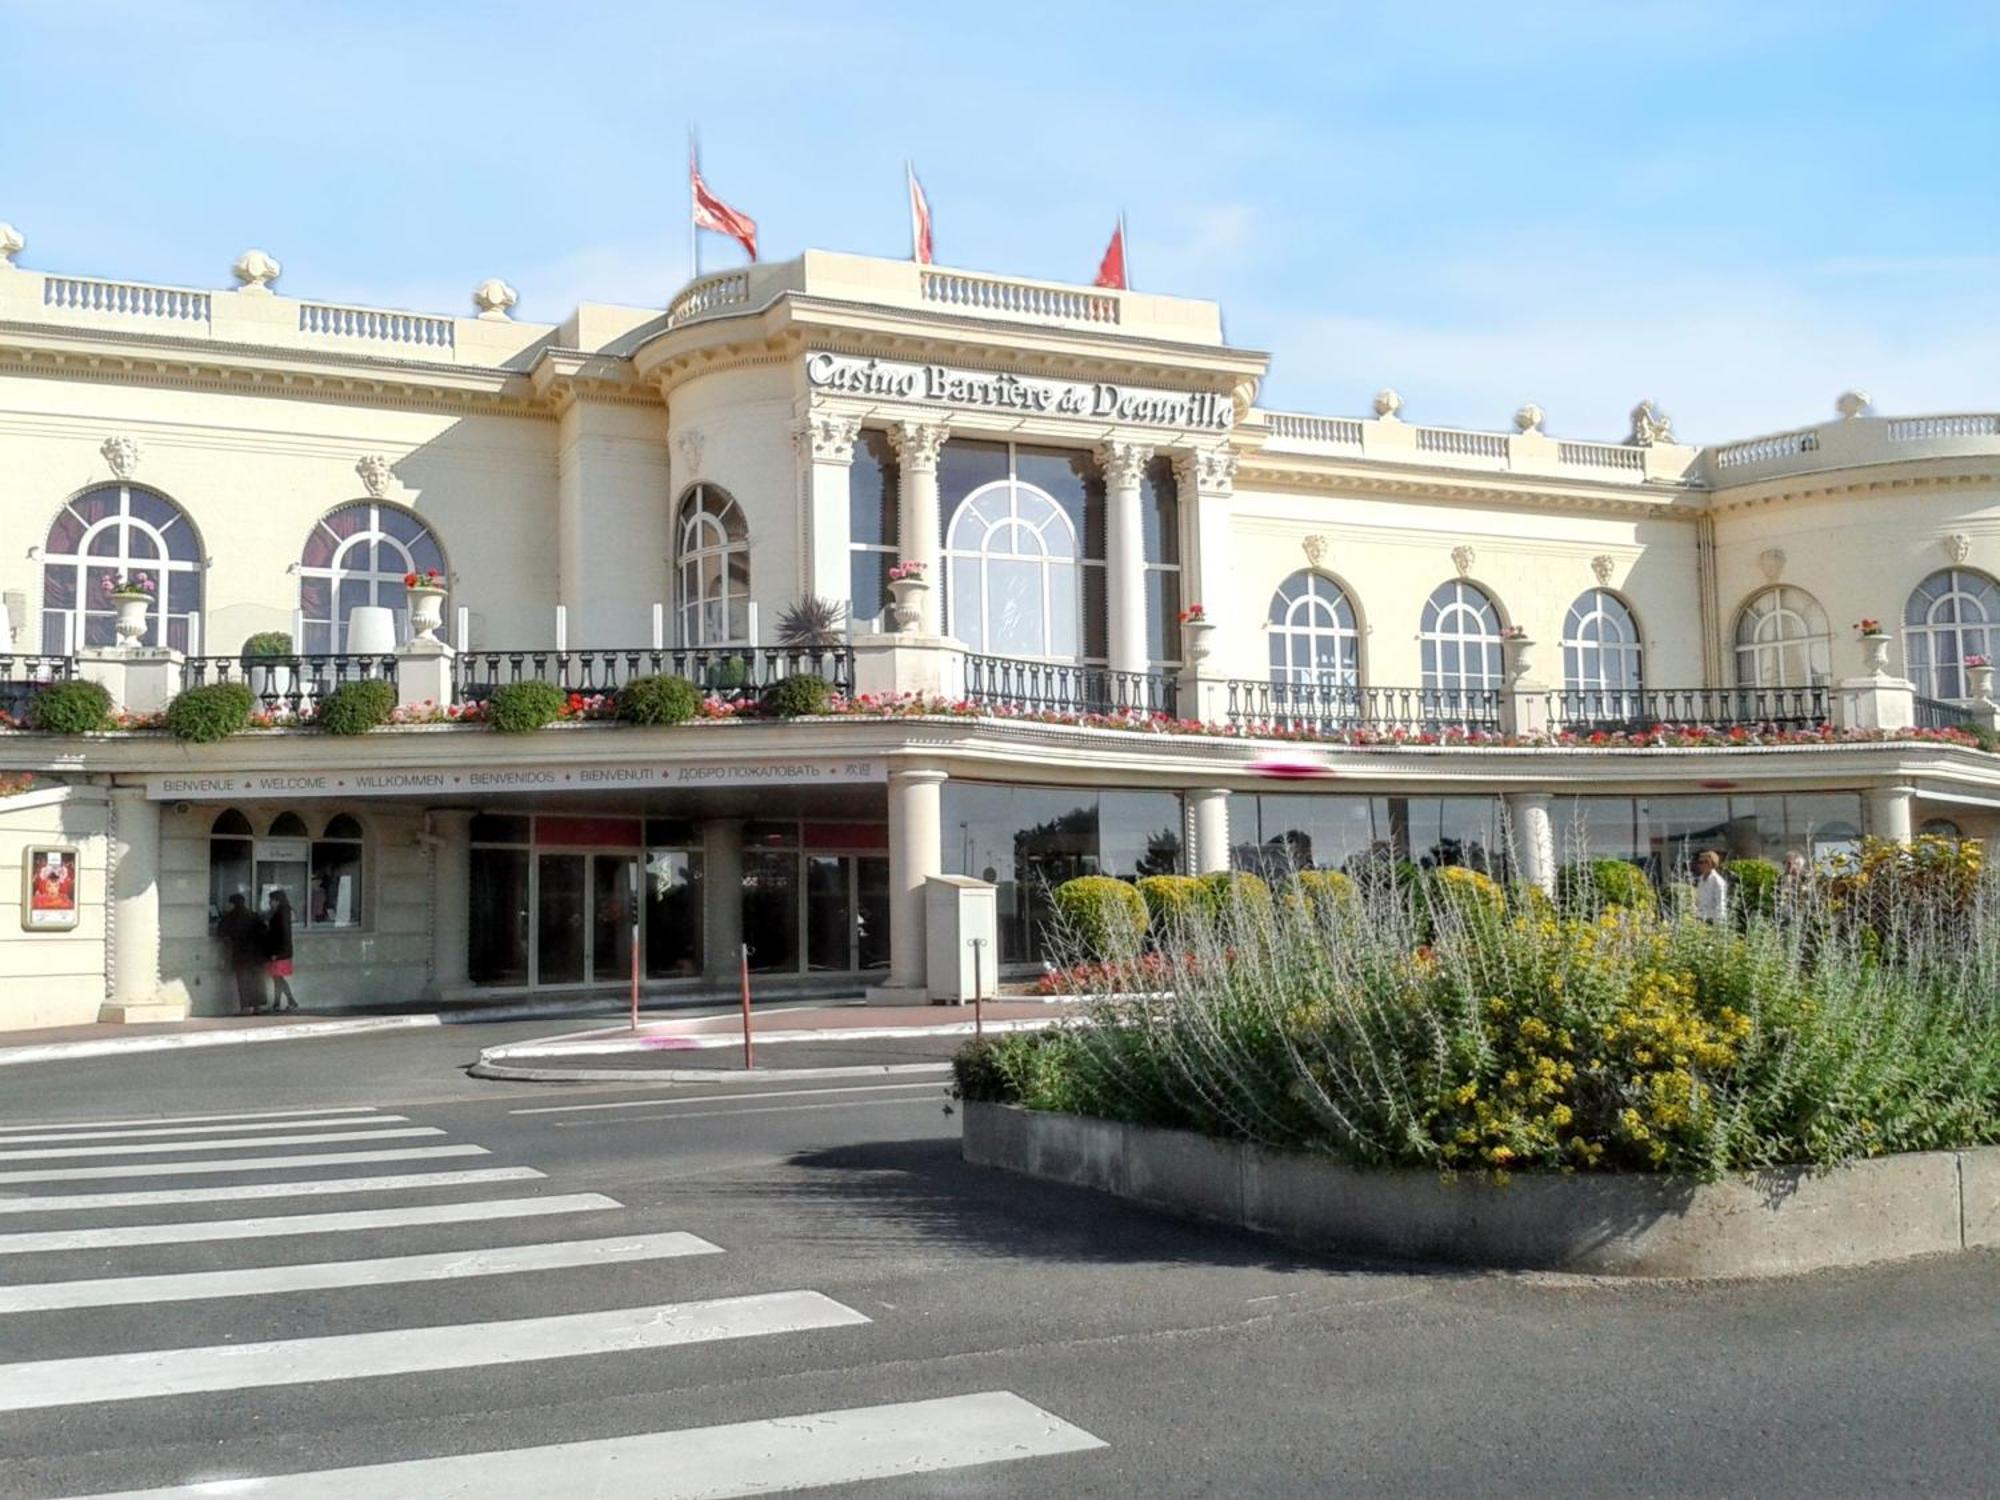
{"left": 0, "top": 1100, "right": 1103, "bottom": 1497}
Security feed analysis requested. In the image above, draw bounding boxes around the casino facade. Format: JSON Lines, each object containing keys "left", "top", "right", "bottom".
{"left": 4, "top": 231, "right": 2000, "bottom": 1028}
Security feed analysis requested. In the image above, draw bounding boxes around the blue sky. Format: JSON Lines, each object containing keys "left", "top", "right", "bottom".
{"left": 4, "top": 1, "right": 1997, "bottom": 442}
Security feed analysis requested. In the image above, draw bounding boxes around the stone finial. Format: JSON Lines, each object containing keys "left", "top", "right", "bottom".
{"left": 674, "top": 428, "right": 705, "bottom": 481}
{"left": 1373, "top": 387, "right": 1404, "bottom": 421}
{"left": 1758, "top": 547, "right": 1787, "bottom": 583}
{"left": 1629, "top": 399, "right": 1674, "bottom": 445}
{"left": 1590, "top": 554, "right": 1616, "bottom": 587}
{"left": 356, "top": 453, "right": 393, "bottom": 498}
{"left": 1514, "top": 402, "right": 1545, "bottom": 434}
{"left": 1302, "top": 534, "right": 1328, "bottom": 568}
{"left": 0, "top": 223, "right": 22, "bottom": 266}
{"left": 1451, "top": 543, "right": 1476, "bottom": 578}
{"left": 1836, "top": 389, "right": 1871, "bottom": 419}
{"left": 472, "top": 277, "right": 518, "bottom": 320}
{"left": 1945, "top": 532, "right": 1973, "bottom": 565}
{"left": 232, "top": 249, "right": 282, "bottom": 294}
{"left": 1230, "top": 377, "right": 1259, "bottom": 426}
{"left": 100, "top": 435, "right": 142, "bottom": 480}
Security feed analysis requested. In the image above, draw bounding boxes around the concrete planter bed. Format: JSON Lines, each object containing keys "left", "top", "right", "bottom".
{"left": 962, "top": 1101, "right": 2000, "bottom": 1278}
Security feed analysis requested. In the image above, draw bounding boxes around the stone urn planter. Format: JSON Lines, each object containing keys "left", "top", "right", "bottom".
{"left": 1968, "top": 662, "right": 1995, "bottom": 701}
{"left": 886, "top": 575, "right": 929, "bottom": 634}
{"left": 1502, "top": 632, "right": 1538, "bottom": 684}
{"left": 1181, "top": 615, "right": 1214, "bottom": 667}
{"left": 109, "top": 589, "right": 152, "bottom": 646}
{"left": 1859, "top": 630, "right": 1892, "bottom": 676}
{"left": 406, "top": 584, "right": 447, "bottom": 643}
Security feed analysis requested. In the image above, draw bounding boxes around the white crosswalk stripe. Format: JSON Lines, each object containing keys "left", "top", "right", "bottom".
{"left": 0, "top": 1113, "right": 413, "bottom": 1144}
{"left": 66, "top": 1391, "right": 1107, "bottom": 1498}
{"left": 0, "top": 1142, "right": 487, "bottom": 1184}
{"left": 0, "top": 1105, "right": 383, "bottom": 1134}
{"left": 0, "top": 1125, "right": 442, "bottom": 1161}
{"left": 0, "top": 1166, "right": 545, "bottom": 1214}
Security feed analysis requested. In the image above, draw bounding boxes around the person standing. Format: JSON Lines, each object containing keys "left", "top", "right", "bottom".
{"left": 216, "top": 893, "right": 267, "bottom": 1015}
{"left": 1694, "top": 849, "right": 1730, "bottom": 925}
{"left": 264, "top": 888, "right": 298, "bottom": 1012}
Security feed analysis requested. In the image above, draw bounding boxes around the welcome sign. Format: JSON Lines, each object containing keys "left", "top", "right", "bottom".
{"left": 146, "top": 759, "right": 888, "bottom": 801}
{"left": 805, "top": 352, "right": 1234, "bottom": 432}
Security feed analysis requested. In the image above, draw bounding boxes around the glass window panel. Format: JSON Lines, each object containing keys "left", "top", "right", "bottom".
{"left": 1082, "top": 565, "right": 1107, "bottom": 663}
{"left": 849, "top": 550, "right": 891, "bottom": 627}
{"left": 592, "top": 856, "right": 637, "bottom": 984}
{"left": 855, "top": 857, "right": 891, "bottom": 971}
{"left": 308, "top": 841, "right": 362, "bottom": 927}
{"left": 1015, "top": 447, "right": 1091, "bottom": 543}
{"left": 743, "top": 850, "right": 800, "bottom": 973}
{"left": 86, "top": 526, "right": 121, "bottom": 557}
{"left": 471, "top": 813, "right": 531, "bottom": 844}
{"left": 254, "top": 858, "right": 309, "bottom": 924}
{"left": 805, "top": 855, "right": 852, "bottom": 971}
{"left": 989, "top": 559, "right": 1045, "bottom": 655}
{"left": 535, "top": 854, "right": 587, "bottom": 984}
{"left": 938, "top": 439, "right": 1009, "bottom": 517}
{"left": 850, "top": 430, "right": 899, "bottom": 548}
{"left": 469, "top": 848, "right": 530, "bottom": 986}
{"left": 644, "top": 849, "right": 703, "bottom": 978}
{"left": 1141, "top": 457, "right": 1179, "bottom": 564}
{"left": 1098, "top": 792, "right": 1185, "bottom": 879}
{"left": 208, "top": 837, "right": 253, "bottom": 930}
{"left": 950, "top": 557, "right": 982, "bottom": 648}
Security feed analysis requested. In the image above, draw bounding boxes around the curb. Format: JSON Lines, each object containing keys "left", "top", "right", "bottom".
{"left": 0, "top": 1015, "right": 442, "bottom": 1068}
{"left": 468, "top": 1059, "right": 955, "bottom": 1085}
{"left": 478, "top": 1016, "right": 1055, "bottom": 1062}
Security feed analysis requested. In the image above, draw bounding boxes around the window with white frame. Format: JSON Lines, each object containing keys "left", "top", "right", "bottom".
{"left": 945, "top": 480, "right": 1081, "bottom": 660}
{"left": 1267, "top": 571, "right": 1359, "bottom": 685}
{"left": 41, "top": 485, "right": 204, "bottom": 652}
{"left": 298, "top": 502, "right": 448, "bottom": 653}
{"left": 1903, "top": 568, "right": 2000, "bottom": 700}
{"left": 1733, "top": 585, "right": 1830, "bottom": 688}
{"left": 1562, "top": 589, "right": 1643, "bottom": 695}
{"left": 848, "top": 431, "right": 899, "bottom": 628}
{"left": 675, "top": 485, "right": 749, "bottom": 646}
{"left": 1141, "top": 457, "right": 1182, "bottom": 665}
{"left": 208, "top": 808, "right": 366, "bottom": 931}
{"left": 1420, "top": 580, "right": 1504, "bottom": 693}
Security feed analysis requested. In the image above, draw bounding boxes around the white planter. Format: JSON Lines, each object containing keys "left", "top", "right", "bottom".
{"left": 1503, "top": 634, "right": 1538, "bottom": 684}
{"left": 407, "top": 585, "right": 447, "bottom": 643}
{"left": 1860, "top": 632, "right": 1892, "bottom": 676}
{"left": 110, "top": 591, "right": 151, "bottom": 646}
{"left": 1181, "top": 617, "right": 1214, "bottom": 666}
{"left": 1969, "top": 663, "right": 1995, "bottom": 701}
{"left": 886, "top": 576, "right": 929, "bottom": 634}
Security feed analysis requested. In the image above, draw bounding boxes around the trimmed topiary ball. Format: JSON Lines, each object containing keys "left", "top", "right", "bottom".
{"left": 488, "top": 679, "right": 567, "bottom": 734}
{"left": 1557, "top": 857, "right": 1657, "bottom": 913}
{"left": 1197, "top": 869, "right": 1272, "bottom": 921}
{"left": 27, "top": 678, "right": 113, "bottom": 734}
{"left": 618, "top": 674, "right": 701, "bottom": 726}
{"left": 1723, "top": 857, "right": 1780, "bottom": 919}
{"left": 316, "top": 679, "right": 397, "bottom": 736}
{"left": 239, "top": 631, "right": 294, "bottom": 663}
{"left": 761, "top": 674, "right": 832, "bottom": 718}
{"left": 1135, "top": 873, "right": 1203, "bottom": 931}
{"left": 1052, "top": 875, "right": 1148, "bottom": 958}
{"left": 165, "top": 682, "right": 254, "bottom": 743}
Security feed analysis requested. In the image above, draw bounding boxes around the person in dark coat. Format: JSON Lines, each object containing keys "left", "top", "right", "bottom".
{"left": 216, "top": 894, "right": 267, "bottom": 1015}
{"left": 264, "top": 888, "right": 298, "bottom": 1011}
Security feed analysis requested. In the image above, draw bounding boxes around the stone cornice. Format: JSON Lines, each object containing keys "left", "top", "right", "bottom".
{"left": 1238, "top": 451, "right": 1705, "bottom": 518}
{"left": 1703, "top": 463, "right": 2000, "bottom": 516}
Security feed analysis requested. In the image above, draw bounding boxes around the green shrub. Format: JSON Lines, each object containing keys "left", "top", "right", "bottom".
{"left": 27, "top": 678, "right": 113, "bottom": 733}
{"left": 316, "top": 679, "right": 396, "bottom": 736}
{"left": 761, "top": 674, "right": 832, "bottom": 718}
{"left": 239, "top": 631, "right": 294, "bottom": 663}
{"left": 618, "top": 674, "right": 701, "bottom": 726}
{"left": 1723, "top": 858, "right": 1780, "bottom": 920}
{"left": 703, "top": 655, "right": 749, "bottom": 694}
{"left": 1198, "top": 869, "right": 1272, "bottom": 920}
{"left": 1557, "top": 857, "right": 1656, "bottom": 913}
{"left": 487, "top": 679, "right": 566, "bottom": 734}
{"left": 1136, "top": 874, "right": 1203, "bottom": 931}
{"left": 165, "top": 682, "right": 254, "bottom": 743}
{"left": 1052, "top": 875, "right": 1148, "bottom": 958}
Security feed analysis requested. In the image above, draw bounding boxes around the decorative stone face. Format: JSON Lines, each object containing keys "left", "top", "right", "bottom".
{"left": 1094, "top": 440, "right": 1152, "bottom": 489}
{"left": 232, "top": 249, "right": 282, "bottom": 294}
{"left": 356, "top": 453, "right": 393, "bottom": 499}
{"left": 1945, "top": 532, "right": 1973, "bottom": 565}
{"left": 1758, "top": 548, "right": 1787, "bottom": 583}
{"left": 100, "top": 435, "right": 142, "bottom": 480}
{"left": 1451, "top": 543, "right": 1476, "bottom": 578}
{"left": 1373, "top": 388, "right": 1403, "bottom": 421}
{"left": 1302, "top": 534, "right": 1328, "bottom": 568}
{"left": 1591, "top": 553, "right": 1616, "bottom": 586}
{"left": 1836, "top": 389, "right": 1872, "bottom": 419}
{"left": 472, "top": 278, "right": 518, "bottom": 320}
{"left": 674, "top": 428, "right": 705, "bottom": 482}
{"left": 1514, "top": 402, "right": 1545, "bottom": 433}
{"left": 0, "top": 223, "right": 22, "bottom": 266}
{"left": 797, "top": 411, "right": 861, "bottom": 464}
{"left": 1629, "top": 400, "right": 1674, "bottom": 446}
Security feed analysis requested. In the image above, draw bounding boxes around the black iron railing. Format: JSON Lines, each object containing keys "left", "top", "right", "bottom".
{"left": 1914, "top": 694, "right": 1974, "bottom": 731}
{"left": 183, "top": 654, "right": 399, "bottom": 715}
{"left": 450, "top": 645, "right": 853, "bottom": 705}
{"left": 1225, "top": 679, "right": 1501, "bottom": 734}
{"left": 962, "top": 655, "right": 1179, "bottom": 718}
{"left": 0, "top": 655, "right": 75, "bottom": 721}
{"left": 1552, "top": 685, "right": 1830, "bottom": 731}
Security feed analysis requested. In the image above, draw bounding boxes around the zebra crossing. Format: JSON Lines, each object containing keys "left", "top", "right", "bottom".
{"left": 0, "top": 1101, "right": 1103, "bottom": 1497}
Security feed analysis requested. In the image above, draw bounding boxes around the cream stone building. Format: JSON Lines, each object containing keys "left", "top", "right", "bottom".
{"left": 4, "top": 223, "right": 2000, "bottom": 1030}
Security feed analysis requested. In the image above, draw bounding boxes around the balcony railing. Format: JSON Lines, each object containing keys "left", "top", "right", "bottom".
{"left": 450, "top": 645, "right": 853, "bottom": 705}
{"left": 1225, "top": 680, "right": 1501, "bottom": 734}
{"left": 0, "top": 654, "right": 75, "bottom": 721}
{"left": 963, "top": 655, "right": 1179, "bottom": 718}
{"left": 183, "top": 654, "right": 399, "bottom": 715}
{"left": 1551, "top": 686, "right": 1830, "bottom": 732}
{"left": 1914, "top": 694, "right": 1974, "bottom": 731}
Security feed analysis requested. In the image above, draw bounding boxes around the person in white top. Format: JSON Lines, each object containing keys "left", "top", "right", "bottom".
{"left": 1694, "top": 849, "right": 1729, "bottom": 925}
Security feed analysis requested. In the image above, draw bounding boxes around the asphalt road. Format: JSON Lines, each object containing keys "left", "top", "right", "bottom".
{"left": 0, "top": 1024, "right": 1995, "bottom": 1498}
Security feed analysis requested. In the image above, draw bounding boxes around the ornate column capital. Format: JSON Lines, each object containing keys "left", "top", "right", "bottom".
{"left": 1173, "top": 446, "right": 1238, "bottom": 497}
{"left": 889, "top": 419, "right": 949, "bottom": 473}
{"left": 1095, "top": 440, "right": 1153, "bottom": 491}
{"left": 795, "top": 409, "right": 862, "bottom": 465}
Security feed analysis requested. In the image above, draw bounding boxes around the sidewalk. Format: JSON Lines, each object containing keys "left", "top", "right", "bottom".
{"left": 0, "top": 1013, "right": 441, "bottom": 1067}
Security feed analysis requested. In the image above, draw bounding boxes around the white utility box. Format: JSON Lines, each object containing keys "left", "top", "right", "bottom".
{"left": 925, "top": 874, "right": 998, "bottom": 1004}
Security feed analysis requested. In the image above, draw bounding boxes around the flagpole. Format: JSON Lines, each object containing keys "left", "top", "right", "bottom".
{"left": 689, "top": 127, "right": 700, "bottom": 281}
{"left": 906, "top": 161, "right": 915, "bottom": 261}
{"left": 1120, "top": 210, "right": 1129, "bottom": 291}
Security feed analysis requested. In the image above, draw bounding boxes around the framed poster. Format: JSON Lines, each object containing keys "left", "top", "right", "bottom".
{"left": 23, "top": 845, "right": 81, "bottom": 931}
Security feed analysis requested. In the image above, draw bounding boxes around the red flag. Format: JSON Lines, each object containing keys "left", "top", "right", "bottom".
{"left": 1093, "top": 219, "right": 1126, "bottom": 290}
{"left": 690, "top": 153, "right": 758, "bottom": 262}
{"left": 907, "top": 164, "right": 934, "bottom": 265}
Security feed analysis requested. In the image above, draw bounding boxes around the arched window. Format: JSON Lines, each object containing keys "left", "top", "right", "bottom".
{"left": 675, "top": 485, "right": 749, "bottom": 646}
{"left": 1920, "top": 817, "right": 1963, "bottom": 841}
{"left": 311, "top": 813, "right": 365, "bottom": 927}
{"left": 1734, "top": 586, "right": 1830, "bottom": 687}
{"left": 208, "top": 809, "right": 253, "bottom": 930}
{"left": 1903, "top": 568, "right": 2000, "bottom": 700}
{"left": 269, "top": 812, "right": 309, "bottom": 838}
{"left": 42, "top": 484, "right": 204, "bottom": 653}
{"left": 1420, "top": 580, "right": 1504, "bottom": 693}
{"left": 299, "top": 502, "right": 448, "bottom": 654}
{"left": 1562, "top": 590, "right": 1643, "bottom": 695}
{"left": 944, "top": 479, "right": 1080, "bottom": 659}
{"left": 1267, "top": 572, "right": 1359, "bottom": 685}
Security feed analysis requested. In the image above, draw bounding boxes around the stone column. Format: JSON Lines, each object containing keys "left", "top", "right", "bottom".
{"left": 1188, "top": 788, "right": 1232, "bottom": 875}
{"left": 1175, "top": 447, "right": 1239, "bottom": 705}
{"left": 1867, "top": 785, "right": 1914, "bottom": 843}
{"left": 1099, "top": 440, "right": 1152, "bottom": 679}
{"left": 1504, "top": 790, "right": 1556, "bottom": 894}
{"left": 883, "top": 765, "right": 947, "bottom": 996}
{"left": 701, "top": 818, "right": 745, "bottom": 981}
{"left": 889, "top": 421, "right": 949, "bottom": 637}
{"left": 427, "top": 809, "right": 475, "bottom": 994}
{"left": 105, "top": 782, "right": 175, "bottom": 1020}
{"left": 796, "top": 409, "right": 860, "bottom": 610}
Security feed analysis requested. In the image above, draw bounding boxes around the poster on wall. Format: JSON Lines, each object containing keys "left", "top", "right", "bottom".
{"left": 22, "top": 845, "right": 80, "bottom": 931}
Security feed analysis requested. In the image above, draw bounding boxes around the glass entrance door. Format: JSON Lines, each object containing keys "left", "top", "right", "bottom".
{"left": 535, "top": 854, "right": 586, "bottom": 985}
{"left": 592, "top": 855, "right": 637, "bottom": 984}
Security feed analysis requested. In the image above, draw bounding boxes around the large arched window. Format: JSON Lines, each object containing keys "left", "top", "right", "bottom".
{"left": 675, "top": 485, "right": 749, "bottom": 646}
{"left": 1267, "top": 571, "right": 1359, "bottom": 685}
{"left": 1562, "top": 590, "right": 1643, "bottom": 695}
{"left": 41, "top": 484, "right": 204, "bottom": 652}
{"left": 1734, "top": 586, "right": 1830, "bottom": 687}
{"left": 944, "top": 479, "right": 1080, "bottom": 659}
{"left": 1420, "top": 580, "right": 1504, "bottom": 692}
{"left": 1903, "top": 568, "right": 2000, "bottom": 700}
{"left": 299, "top": 502, "right": 448, "bottom": 654}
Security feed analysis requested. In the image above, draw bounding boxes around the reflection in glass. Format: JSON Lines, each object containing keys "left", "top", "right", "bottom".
{"left": 470, "top": 849, "right": 530, "bottom": 986}
{"left": 536, "top": 854, "right": 586, "bottom": 985}
{"left": 592, "top": 856, "right": 636, "bottom": 984}
{"left": 856, "top": 857, "right": 891, "bottom": 970}
{"left": 743, "top": 850, "right": 799, "bottom": 974}
{"left": 806, "top": 855, "right": 851, "bottom": 971}
{"left": 644, "top": 850, "right": 703, "bottom": 978}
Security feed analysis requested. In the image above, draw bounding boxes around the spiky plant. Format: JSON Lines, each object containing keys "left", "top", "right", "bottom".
{"left": 776, "top": 596, "right": 850, "bottom": 650}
